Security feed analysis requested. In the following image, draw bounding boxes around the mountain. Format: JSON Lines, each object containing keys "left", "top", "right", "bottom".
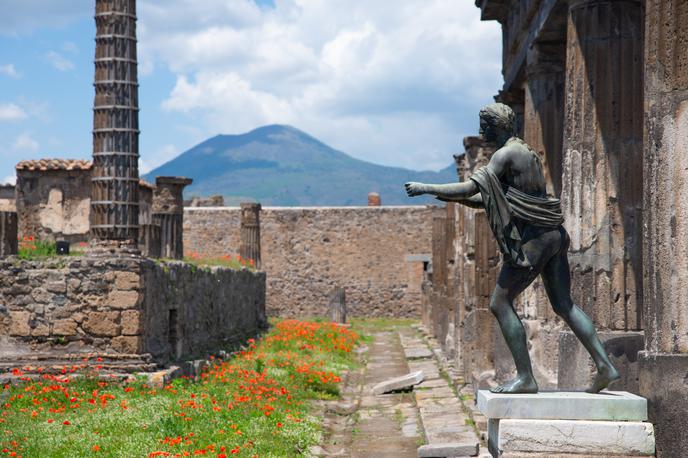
{"left": 144, "top": 125, "right": 459, "bottom": 206}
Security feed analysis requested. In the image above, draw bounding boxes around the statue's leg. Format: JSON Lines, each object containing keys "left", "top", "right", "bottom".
{"left": 540, "top": 245, "right": 620, "bottom": 393}
{"left": 489, "top": 263, "right": 541, "bottom": 394}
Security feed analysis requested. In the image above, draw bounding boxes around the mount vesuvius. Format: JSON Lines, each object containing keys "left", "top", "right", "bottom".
{"left": 144, "top": 125, "right": 459, "bottom": 206}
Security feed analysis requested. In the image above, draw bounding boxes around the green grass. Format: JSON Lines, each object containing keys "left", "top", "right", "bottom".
{"left": 17, "top": 239, "right": 88, "bottom": 260}
{"left": 0, "top": 320, "right": 360, "bottom": 457}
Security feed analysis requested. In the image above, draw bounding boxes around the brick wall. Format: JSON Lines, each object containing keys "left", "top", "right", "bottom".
{"left": 184, "top": 206, "right": 434, "bottom": 318}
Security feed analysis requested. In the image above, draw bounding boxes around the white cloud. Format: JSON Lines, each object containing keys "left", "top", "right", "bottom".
{"left": 45, "top": 51, "right": 75, "bottom": 72}
{"left": 0, "top": 64, "right": 20, "bottom": 79}
{"left": 139, "top": 0, "right": 502, "bottom": 171}
{"left": 2, "top": 175, "right": 16, "bottom": 186}
{"left": 12, "top": 133, "right": 40, "bottom": 153}
{"left": 0, "top": 103, "right": 27, "bottom": 121}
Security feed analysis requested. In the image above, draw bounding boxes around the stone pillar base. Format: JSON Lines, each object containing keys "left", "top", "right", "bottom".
{"left": 639, "top": 351, "right": 688, "bottom": 457}
{"left": 478, "top": 390, "right": 655, "bottom": 457}
{"left": 558, "top": 330, "right": 644, "bottom": 393}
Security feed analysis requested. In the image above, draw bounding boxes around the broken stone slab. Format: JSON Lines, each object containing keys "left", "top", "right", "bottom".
{"left": 405, "top": 347, "right": 434, "bottom": 359}
{"left": 493, "top": 419, "right": 655, "bottom": 456}
{"left": 417, "top": 442, "right": 479, "bottom": 457}
{"left": 372, "top": 370, "right": 424, "bottom": 395}
{"left": 477, "top": 390, "right": 647, "bottom": 421}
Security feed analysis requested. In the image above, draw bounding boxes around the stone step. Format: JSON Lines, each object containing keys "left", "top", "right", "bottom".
{"left": 372, "top": 370, "right": 425, "bottom": 395}
{"left": 477, "top": 390, "right": 647, "bottom": 422}
{"left": 490, "top": 418, "right": 655, "bottom": 457}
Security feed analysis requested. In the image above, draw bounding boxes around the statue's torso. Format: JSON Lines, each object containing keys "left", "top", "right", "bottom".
{"left": 498, "top": 138, "right": 548, "bottom": 198}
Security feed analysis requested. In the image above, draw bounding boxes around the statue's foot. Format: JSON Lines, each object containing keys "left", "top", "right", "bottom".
{"left": 490, "top": 374, "right": 538, "bottom": 394}
{"left": 586, "top": 365, "right": 620, "bottom": 393}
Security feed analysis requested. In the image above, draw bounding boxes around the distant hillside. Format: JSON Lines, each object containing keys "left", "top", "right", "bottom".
{"left": 144, "top": 125, "right": 458, "bottom": 206}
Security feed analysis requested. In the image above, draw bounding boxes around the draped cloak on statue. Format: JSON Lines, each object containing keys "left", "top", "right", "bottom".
{"left": 469, "top": 165, "right": 564, "bottom": 268}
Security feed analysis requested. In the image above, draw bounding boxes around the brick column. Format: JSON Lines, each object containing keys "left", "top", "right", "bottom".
{"left": 557, "top": 0, "right": 645, "bottom": 392}
{"left": 153, "top": 176, "right": 192, "bottom": 259}
{"left": 240, "top": 203, "right": 261, "bottom": 269}
{"left": 0, "top": 212, "right": 17, "bottom": 257}
{"left": 639, "top": 1, "right": 688, "bottom": 455}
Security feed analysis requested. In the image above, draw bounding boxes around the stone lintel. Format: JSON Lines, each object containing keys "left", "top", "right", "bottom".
{"left": 477, "top": 390, "right": 647, "bottom": 421}
{"left": 490, "top": 418, "right": 655, "bottom": 456}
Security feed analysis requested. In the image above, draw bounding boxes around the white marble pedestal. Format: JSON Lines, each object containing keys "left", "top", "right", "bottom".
{"left": 477, "top": 391, "right": 655, "bottom": 457}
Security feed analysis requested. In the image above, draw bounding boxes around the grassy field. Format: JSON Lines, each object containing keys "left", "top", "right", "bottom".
{"left": 0, "top": 320, "right": 360, "bottom": 457}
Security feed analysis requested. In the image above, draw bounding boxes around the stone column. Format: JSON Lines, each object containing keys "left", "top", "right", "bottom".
{"left": 0, "top": 212, "right": 18, "bottom": 257}
{"left": 639, "top": 1, "right": 688, "bottom": 455}
{"left": 524, "top": 42, "right": 566, "bottom": 198}
{"left": 153, "top": 176, "right": 192, "bottom": 259}
{"left": 561, "top": 0, "right": 644, "bottom": 331}
{"left": 240, "top": 203, "right": 261, "bottom": 269}
{"left": 558, "top": 0, "right": 645, "bottom": 392}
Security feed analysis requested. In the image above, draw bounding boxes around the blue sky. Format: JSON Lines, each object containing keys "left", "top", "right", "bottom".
{"left": 0, "top": 0, "right": 501, "bottom": 184}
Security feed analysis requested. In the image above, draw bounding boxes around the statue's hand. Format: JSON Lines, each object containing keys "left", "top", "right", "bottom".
{"left": 405, "top": 182, "right": 427, "bottom": 197}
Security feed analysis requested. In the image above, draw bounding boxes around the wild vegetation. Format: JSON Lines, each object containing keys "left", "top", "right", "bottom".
{"left": 0, "top": 320, "right": 359, "bottom": 457}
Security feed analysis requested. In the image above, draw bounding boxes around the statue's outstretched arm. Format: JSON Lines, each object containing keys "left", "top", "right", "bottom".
{"left": 405, "top": 180, "right": 478, "bottom": 199}
{"left": 436, "top": 193, "right": 483, "bottom": 209}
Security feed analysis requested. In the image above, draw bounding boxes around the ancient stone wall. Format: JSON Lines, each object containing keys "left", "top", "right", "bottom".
{"left": 0, "top": 256, "right": 265, "bottom": 366}
{"left": 184, "top": 206, "right": 433, "bottom": 318}
{"left": 16, "top": 168, "right": 91, "bottom": 243}
{"left": 0, "top": 185, "right": 15, "bottom": 213}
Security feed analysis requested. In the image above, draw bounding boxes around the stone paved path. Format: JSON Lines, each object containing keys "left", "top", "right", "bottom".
{"left": 316, "top": 323, "right": 484, "bottom": 458}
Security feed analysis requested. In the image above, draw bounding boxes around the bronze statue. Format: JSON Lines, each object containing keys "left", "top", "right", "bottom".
{"left": 405, "top": 103, "right": 619, "bottom": 394}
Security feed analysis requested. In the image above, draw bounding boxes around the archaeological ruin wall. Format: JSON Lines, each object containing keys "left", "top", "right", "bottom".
{"left": 0, "top": 256, "right": 266, "bottom": 368}
{"left": 184, "top": 206, "right": 433, "bottom": 318}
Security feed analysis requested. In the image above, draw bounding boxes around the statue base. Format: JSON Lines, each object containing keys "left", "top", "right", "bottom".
{"left": 477, "top": 390, "right": 655, "bottom": 457}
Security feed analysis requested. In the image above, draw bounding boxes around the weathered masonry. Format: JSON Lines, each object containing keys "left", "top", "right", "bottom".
{"left": 0, "top": 0, "right": 267, "bottom": 373}
{"left": 421, "top": 1, "right": 688, "bottom": 456}
{"left": 184, "top": 206, "right": 433, "bottom": 318}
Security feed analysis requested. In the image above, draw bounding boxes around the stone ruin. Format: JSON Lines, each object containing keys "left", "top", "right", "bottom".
{"left": 0, "top": 0, "right": 267, "bottom": 378}
{"left": 421, "top": 1, "right": 688, "bottom": 455}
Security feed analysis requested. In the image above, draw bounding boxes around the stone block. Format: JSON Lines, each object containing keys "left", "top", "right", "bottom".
{"left": 372, "top": 370, "right": 424, "bottom": 395}
{"left": 492, "top": 419, "right": 655, "bottom": 456}
{"left": 9, "top": 311, "right": 31, "bottom": 336}
{"left": 30, "top": 288, "right": 52, "bottom": 304}
{"left": 106, "top": 290, "right": 140, "bottom": 309}
{"left": 477, "top": 390, "right": 647, "bottom": 422}
{"left": 639, "top": 352, "right": 688, "bottom": 457}
{"left": 417, "top": 442, "right": 479, "bottom": 457}
{"left": 120, "top": 310, "right": 141, "bottom": 335}
{"left": 52, "top": 319, "right": 78, "bottom": 336}
{"left": 111, "top": 335, "right": 141, "bottom": 354}
{"left": 82, "top": 311, "right": 120, "bottom": 337}
{"left": 31, "top": 323, "right": 49, "bottom": 337}
{"left": 558, "top": 330, "right": 644, "bottom": 393}
{"left": 114, "top": 272, "right": 140, "bottom": 291}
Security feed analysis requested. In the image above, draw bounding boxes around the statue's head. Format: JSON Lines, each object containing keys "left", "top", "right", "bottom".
{"left": 479, "top": 103, "right": 516, "bottom": 142}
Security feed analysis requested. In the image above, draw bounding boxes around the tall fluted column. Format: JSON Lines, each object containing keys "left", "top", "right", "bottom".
{"left": 90, "top": 0, "right": 140, "bottom": 242}
{"left": 153, "top": 176, "right": 192, "bottom": 259}
{"left": 240, "top": 203, "right": 262, "bottom": 269}
{"left": 557, "top": 0, "right": 645, "bottom": 393}
{"left": 561, "top": 0, "right": 644, "bottom": 331}
{"left": 639, "top": 1, "right": 688, "bottom": 455}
